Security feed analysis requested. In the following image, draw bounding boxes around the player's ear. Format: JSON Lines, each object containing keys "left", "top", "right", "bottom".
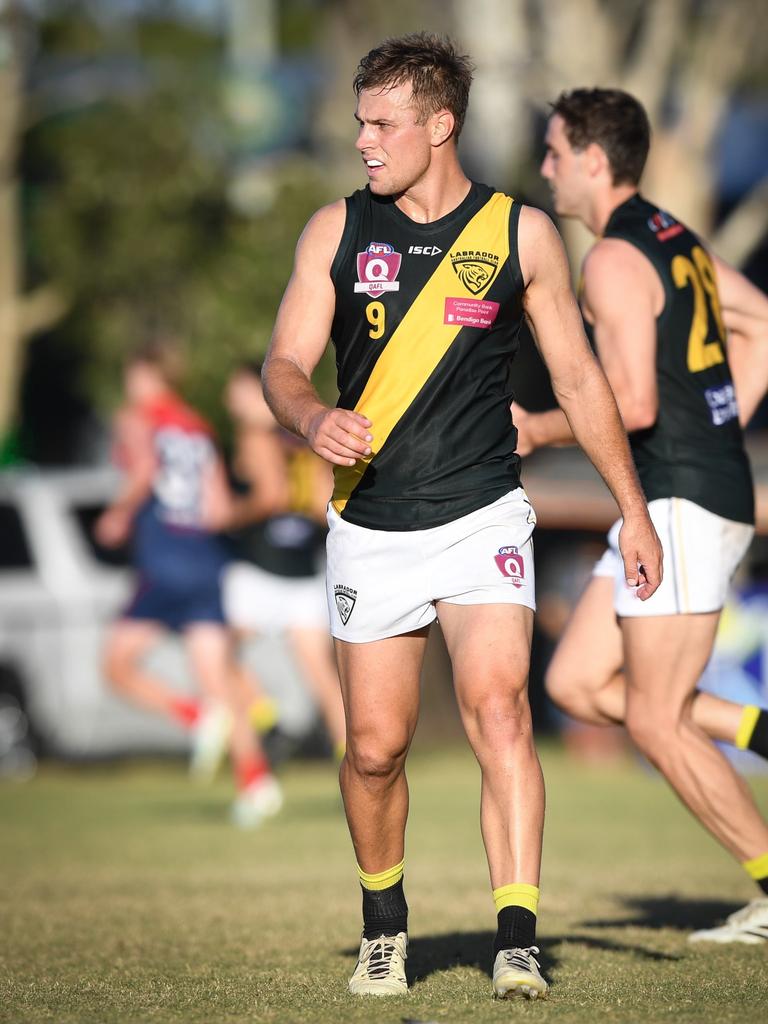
{"left": 586, "top": 142, "right": 609, "bottom": 179}
{"left": 431, "top": 109, "right": 455, "bottom": 147}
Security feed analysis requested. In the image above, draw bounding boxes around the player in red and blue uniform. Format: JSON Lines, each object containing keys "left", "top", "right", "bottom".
{"left": 96, "top": 341, "right": 282, "bottom": 827}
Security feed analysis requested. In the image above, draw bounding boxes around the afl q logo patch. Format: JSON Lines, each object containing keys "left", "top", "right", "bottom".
{"left": 494, "top": 546, "right": 525, "bottom": 588}
{"left": 354, "top": 242, "right": 402, "bottom": 297}
{"left": 334, "top": 584, "right": 358, "bottom": 625}
{"left": 450, "top": 249, "right": 500, "bottom": 295}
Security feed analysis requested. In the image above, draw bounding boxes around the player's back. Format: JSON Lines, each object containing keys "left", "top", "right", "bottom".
{"left": 602, "top": 194, "right": 753, "bottom": 525}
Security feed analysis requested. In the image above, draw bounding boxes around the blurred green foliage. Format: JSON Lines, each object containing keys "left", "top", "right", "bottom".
{"left": 25, "top": 4, "right": 335, "bottom": 439}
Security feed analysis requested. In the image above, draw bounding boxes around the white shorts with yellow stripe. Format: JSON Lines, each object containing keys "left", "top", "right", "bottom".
{"left": 593, "top": 497, "right": 753, "bottom": 617}
{"left": 326, "top": 488, "right": 537, "bottom": 643}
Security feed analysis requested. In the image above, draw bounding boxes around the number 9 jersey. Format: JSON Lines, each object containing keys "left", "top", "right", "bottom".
{"left": 329, "top": 182, "right": 526, "bottom": 532}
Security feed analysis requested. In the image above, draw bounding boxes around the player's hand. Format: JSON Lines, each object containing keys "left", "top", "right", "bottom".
{"left": 618, "top": 510, "right": 663, "bottom": 601}
{"left": 510, "top": 401, "right": 535, "bottom": 457}
{"left": 306, "top": 407, "right": 373, "bottom": 466}
{"left": 94, "top": 506, "right": 132, "bottom": 547}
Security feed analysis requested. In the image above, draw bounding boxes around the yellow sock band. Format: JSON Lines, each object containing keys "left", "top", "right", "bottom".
{"left": 358, "top": 859, "right": 404, "bottom": 891}
{"left": 735, "top": 705, "right": 760, "bottom": 750}
{"left": 493, "top": 883, "right": 540, "bottom": 915}
{"left": 743, "top": 852, "right": 768, "bottom": 881}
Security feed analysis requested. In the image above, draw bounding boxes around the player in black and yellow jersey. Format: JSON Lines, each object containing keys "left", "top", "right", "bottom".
{"left": 263, "top": 39, "right": 662, "bottom": 998}
{"left": 516, "top": 88, "right": 768, "bottom": 945}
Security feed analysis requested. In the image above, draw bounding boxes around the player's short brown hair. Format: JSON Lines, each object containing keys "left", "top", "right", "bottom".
{"left": 128, "top": 335, "right": 185, "bottom": 385}
{"left": 550, "top": 88, "right": 650, "bottom": 186}
{"left": 353, "top": 33, "right": 474, "bottom": 139}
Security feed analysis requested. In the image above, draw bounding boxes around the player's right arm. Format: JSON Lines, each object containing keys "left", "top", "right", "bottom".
{"left": 94, "top": 406, "right": 156, "bottom": 546}
{"left": 262, "top": 201, "right": 373, "bottom": 467}
{"left": 711, "top": 255, "right": 768, "bottom": 427}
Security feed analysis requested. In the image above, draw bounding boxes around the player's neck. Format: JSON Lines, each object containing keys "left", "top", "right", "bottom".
{"left": 394, "top": 157, "right": 471, "bottom": 224}
{"left": 588, "top": 185, "right": 638, "bottom": 236}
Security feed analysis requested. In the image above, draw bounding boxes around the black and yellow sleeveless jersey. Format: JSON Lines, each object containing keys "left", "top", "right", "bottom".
{"left": 598, "top": 194, "right": 754, "bottom": 525}
{"left": 329, "top": 182, "right": 525, "bottom": 531}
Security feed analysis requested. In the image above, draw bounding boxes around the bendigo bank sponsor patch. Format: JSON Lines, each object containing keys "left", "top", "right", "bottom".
{"left": 444, "top": 297, "right": 500, "bottom": 328}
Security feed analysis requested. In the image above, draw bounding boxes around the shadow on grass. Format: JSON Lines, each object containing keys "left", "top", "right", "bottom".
{"left": 342, "top": 931, "right": 560, "bottom": 983}
{"left": 342, "top": 926, "right": 681, "bottom": 987}
{"left": 556, "top": 933, "right": 679, "bottom": 961}
{"left": 579, "top": 895, "right": 742, "bottom": 932}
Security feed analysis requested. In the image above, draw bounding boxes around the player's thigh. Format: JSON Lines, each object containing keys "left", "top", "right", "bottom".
{"left": 621, "top": 611, "right": 721, "bottom": 720}
{"left": 437, "top": 601, "right": 534, "bottom": 713}
{"left": 184, "top": 622, "right": 233, "bottom": 699}
{"left": 546, "top": 574, "right": 622, "bottom": 697}
{"left": 103, "top": 619, "right": 164, "bottom": 669}
{"left": 334, "top": 630, "right": 429, "bottom": 752}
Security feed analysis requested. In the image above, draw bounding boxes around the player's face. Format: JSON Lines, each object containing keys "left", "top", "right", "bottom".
{"left": 354, "top": 83, "right": 433, "bottom": 196}
{"left": 125, "top": 362, "right": 164, "bottom": 404}
{"left": 540, "top": 114, "right": 589, "bottom": 216}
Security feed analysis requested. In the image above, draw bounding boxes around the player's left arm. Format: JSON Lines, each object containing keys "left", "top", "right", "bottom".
{"left": 519, "top": 206, "right": 662, "bottom": 598}
{"left": 711, "top": 254, "right": 768, "bottom": 426}
{"left": 201, "top": 449, "right": 236, "bottom": 533}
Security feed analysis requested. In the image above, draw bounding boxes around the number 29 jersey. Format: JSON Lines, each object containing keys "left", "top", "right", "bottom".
{"left": 600, "top": 194, "right": 753, "bottom": 525}
{"left": 329, "top": 182, "right": 526, "bottom": 531}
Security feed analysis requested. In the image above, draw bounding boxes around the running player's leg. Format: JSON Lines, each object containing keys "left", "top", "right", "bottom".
{"left": 103, "top": 619, "right": 201, "bottom": 726}
{"left": 622, "top": 614, "right": 768, "bottom": 882}
{"left": 336, "top": 630, "right": 426, "bottom": 995}
{"left": 287, "top": 625, "right": 346, "bottom": 757}
{"left": 186, "top": 622, "right": 281, "bottom": 823}
{"left": 544, "top": 575, "right": 624, "bottom": 725}
{"left": 545, "top": 575, "right": 768, "bottom": 753}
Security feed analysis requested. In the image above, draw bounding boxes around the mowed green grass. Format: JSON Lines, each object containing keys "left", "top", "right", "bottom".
{"left": 1, "top": 742, "right": 767, "bottom": 1024}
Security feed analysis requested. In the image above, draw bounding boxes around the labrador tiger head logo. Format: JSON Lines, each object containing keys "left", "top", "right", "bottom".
{"left": 450, "top": 250, "right": 500, "bottom": 295}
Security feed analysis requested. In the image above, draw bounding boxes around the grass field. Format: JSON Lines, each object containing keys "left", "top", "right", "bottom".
{"left": 2, "top": 742, "right": 767, "bottom": 1024}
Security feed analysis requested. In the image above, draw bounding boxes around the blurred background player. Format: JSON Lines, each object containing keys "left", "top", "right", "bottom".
{"left": 516, "top": 87, "right": 768, "bottom": 943}
{"left": 95, "top": 340, "right": 282, "bottom": 828}
{"left": 223, "top": 361, "right": 346, "bottom": 760}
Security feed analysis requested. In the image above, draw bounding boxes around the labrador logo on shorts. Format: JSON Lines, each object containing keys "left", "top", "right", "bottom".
{"left": 494, "top": 546, "right": 525, "bottom": 588}
{"left": 334, "top": 584, "right": 358, "bottom": 625}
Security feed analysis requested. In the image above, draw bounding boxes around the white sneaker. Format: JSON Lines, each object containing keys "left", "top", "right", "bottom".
{"left": 189, "top": 703, "right": 232, "bottom": 782}
{"left": 348, "top": 932, "right": 408, "bottom": 996}
{"left": 492, "top": 946, "right": 548, "bottom": 1000}
{"left": 688, "top": 898, "right": 768, "bottom": 945}
{"left": 231, "top": 775, "right": 283, "bottom": 828}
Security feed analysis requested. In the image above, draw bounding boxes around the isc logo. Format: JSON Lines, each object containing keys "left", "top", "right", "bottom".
{"left": 408, "top": 245, "right": 442, "bottom": 255}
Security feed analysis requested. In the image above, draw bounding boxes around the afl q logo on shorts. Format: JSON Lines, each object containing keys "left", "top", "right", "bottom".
{"left": 494, "top": 546, "right": 525, "bottom": 588}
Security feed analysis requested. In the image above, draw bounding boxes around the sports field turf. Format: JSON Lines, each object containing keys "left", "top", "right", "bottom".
{"left": 2, "top": 742, "right": 767, "bottom": 1024}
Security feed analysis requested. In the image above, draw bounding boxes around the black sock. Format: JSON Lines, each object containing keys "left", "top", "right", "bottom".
{"left": 362, "top": 878, "right": 408, "bottom": 939}
{"left": 747, "top": 710, "right": 768, "bottom": 760}
{"left": 756, "top": 876, "right": 768, "bottom": 896}
{"left": 494, "top": 905, "right": 537, "bottom": 955}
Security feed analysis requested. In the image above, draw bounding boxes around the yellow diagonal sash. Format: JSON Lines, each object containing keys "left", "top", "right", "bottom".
{"left": 332, "top": 192, "right": 513, "bottom": 514}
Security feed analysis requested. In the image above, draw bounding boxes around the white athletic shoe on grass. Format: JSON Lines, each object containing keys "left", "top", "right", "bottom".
{"left": 348, "top": 932, "right": 408, "bottom": 996}
{"left": 688, "top": 898, "right": 768, "bottom": 944}
{"left": 189, "top": 703, "right": 232, "bottom": 782}
{"left": 492, "top": 946, "right": 548, "bottom": 1000}
{"left": 230, "top": 774, "right": 283, "bottom": 828}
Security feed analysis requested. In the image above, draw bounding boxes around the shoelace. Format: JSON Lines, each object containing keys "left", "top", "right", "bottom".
{"left": 501, "top": 945, "right": 541, "bottom": 972}
{"left": 360, "top": 936, "right": 403, "bottom": 979}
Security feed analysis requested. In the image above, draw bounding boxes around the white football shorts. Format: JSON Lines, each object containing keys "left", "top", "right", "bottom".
{"left": 326, "top": 488, "right": 537, "bottom": 643}
{"left": 224, "top": 562, "right": 329, "bottom": 633}
{"left": 593, "top": 496, "right": 753, "bottom": 616}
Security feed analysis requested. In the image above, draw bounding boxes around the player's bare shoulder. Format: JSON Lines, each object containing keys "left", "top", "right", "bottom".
{"left": 517, "top": 205, "right": 567, "bottom": 286}
{"left": 295, "top": 199, "right": 347, "bottom": 272}
{"left": 582, "top": 237, "right": 662, "bottom": 318}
